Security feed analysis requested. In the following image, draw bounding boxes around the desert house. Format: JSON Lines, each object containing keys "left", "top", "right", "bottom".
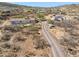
{"left": 10, "top": 18, "right": 35, "bottom": 26}
{"left": 54, "top": 15, "right": 64, "bottom": 21}
{"left": 46, "top": 13, "right": 65, "bottom": 21}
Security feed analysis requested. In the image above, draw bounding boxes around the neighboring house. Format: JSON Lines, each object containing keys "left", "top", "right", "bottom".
{"left": 45, "top": 14, "right": 64, "bottom": 22}
{"left": 54, "top": 15, "right": 64, "bottom": 21}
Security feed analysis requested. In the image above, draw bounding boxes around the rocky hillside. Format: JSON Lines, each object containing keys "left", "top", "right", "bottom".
{"left": 0, "top": 2, "right": 79, "bottom": 14}
{"left": 56, "top": 4, "right": 79, "bottom": 15}
{"left": 0, "top": 2, "right": 34, "bottom": 11}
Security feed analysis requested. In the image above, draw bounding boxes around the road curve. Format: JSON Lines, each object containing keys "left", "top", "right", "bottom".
{"left": 42, "top": 21, "right": 65, "bottom": 57}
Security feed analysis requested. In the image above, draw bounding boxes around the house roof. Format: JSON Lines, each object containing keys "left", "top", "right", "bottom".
{"left": 10, "top": 18, "right": 35, "bottom": 25}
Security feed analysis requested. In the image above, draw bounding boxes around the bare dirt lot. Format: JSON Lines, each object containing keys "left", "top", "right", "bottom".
{"left": 0, "top": 24, "right": 51, "bottom": 57}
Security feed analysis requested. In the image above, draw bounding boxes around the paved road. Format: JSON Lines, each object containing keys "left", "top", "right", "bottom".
{"left": 42, "top": 21, "right": 65, "bottom": 57}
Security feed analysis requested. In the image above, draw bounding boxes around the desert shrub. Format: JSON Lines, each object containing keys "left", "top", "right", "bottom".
{"left": 48, "top": 20, "right": 54, "bottom": 24}
{"left": 1, "top": 36, "right": 10, "bottom": 41}
{"left": 60, "top": 38, "right": 68, "bottom": 46}
{"left": 68, "top": 38, "right": 78, "bottom": 48}
{"left": 1, "top": 34, "right": 11, "bottom": 42}
{"left": 30, "top": 27, "right": 39, "bottom": 31}
{"left": 67, "top": 48, "right": 77, "bottom": 55}
{"left": 12, "top": 46, "right": 21, "bottom": 52}
{"left": 4, "top": 54, "right": 17, "bottom": 57}
{"left": 5, "top": 26, "right": 22, "bottom": 32}
{"left": 26, "top": 25, "right": 39, "bottom": 31}
{"left": 61, "top": 36, "right": 78, "bottom": 48}
{"left": 32, "top": 35, "right": 40, "bottom": 40}
{"left": 61, "top": 11, "right": 66, "bottom": 15}
{"left": 16, "top": 37, "right": 26, "bottom": 42}
{"left": 25, "top": 55, "right": 30, "bottom": 57}
{"left": 12, "top": 14, "right": 25, "bottom": 18}
{"left": 0, "top": 54, "right": 4, "bottom": 57}
{"left": 25, "top": 52, "right": 35, "bottom": 57}
{"left": 74, "top": 16, "right": 79, "bottom": 21}
{"left": 0, "top": 48, "right": 3, "bottom": 54}
{"left": 70, "top": 29, "right": 79, "bottom": 36}
{"left": 34, "top": 39, "right": 50, "bottom": 49}
{"left": 40, "top": 54, "right": 49, "bottom": 57}
{"left": 1, "top": 43, "right": 11, "bottom": 49}
{"left": 36, "top": 13, "right": 45, "bottom": 21}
